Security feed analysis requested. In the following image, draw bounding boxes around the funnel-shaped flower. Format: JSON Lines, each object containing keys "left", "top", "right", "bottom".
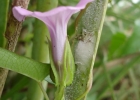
{"left": 12, "top": 0, "right": 93, "bottom": 85}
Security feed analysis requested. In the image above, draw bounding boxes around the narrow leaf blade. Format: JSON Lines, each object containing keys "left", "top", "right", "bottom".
{"left": 0, "top": 48, "right": 50, "bottom": 81}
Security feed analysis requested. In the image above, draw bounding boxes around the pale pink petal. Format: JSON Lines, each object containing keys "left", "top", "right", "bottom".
{"left": 12, "top": 0, "right": 93, "bottom": 66}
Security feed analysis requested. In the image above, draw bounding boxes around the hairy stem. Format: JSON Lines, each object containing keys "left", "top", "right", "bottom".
{"left": 0, "top": 0, "right": 30, "bottom": 98}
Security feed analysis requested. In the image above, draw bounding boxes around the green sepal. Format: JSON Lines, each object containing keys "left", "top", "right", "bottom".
{"left": 63, "top": 39, "right": 75, "bottom": 86}
{"left": 52, "top": 39, "right": 75, "bottom": 100}
{"left": 48, "top": 39, "right": 59, "bottom": 86}
{"left": 49, "top": 64, "right": 55, "bottom": 83}
{"left": 49, "top": 38, "right": 75, "bottom": 86}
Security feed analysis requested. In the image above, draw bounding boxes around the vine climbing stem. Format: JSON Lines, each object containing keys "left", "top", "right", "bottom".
{"left": 0, "top": 0, "right": 30, "bottom": 98}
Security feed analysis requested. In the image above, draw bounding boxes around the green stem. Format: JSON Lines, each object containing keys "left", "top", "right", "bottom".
{"left": 119, "top": 88, "right": 134, "bottom": 100}
{"left": 129, "top": 69, "right": 140, "bottom": 100}
{"left": 102, "top": 54, "right": 116, "bottom": 100}
{"left": 27, "top": 0, "right": 58, "bottom": 100}
{"left": 55, "top": 85, "right": 65, "bottom": 100}
{"left": 103, "top": 64, "right": 116, "bottom": 100}
{"left": 27, "top": 80, "right": 47, "bottom": 100}
{"left": 38, "top": 82, "right": 49, "bottom": 100}
{"left": 0, "top": 0, "right": 9, "bottom": 47}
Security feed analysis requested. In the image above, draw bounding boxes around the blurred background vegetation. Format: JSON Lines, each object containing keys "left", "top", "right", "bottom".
{"left": 0, "top": 0, "right": 140, "bottom": 100}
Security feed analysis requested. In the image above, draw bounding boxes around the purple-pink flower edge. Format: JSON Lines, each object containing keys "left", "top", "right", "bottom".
{"left": 12, "top": 0, "right": 93, "bottom": 67}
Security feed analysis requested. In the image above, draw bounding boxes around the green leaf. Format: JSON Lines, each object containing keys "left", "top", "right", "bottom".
{"left": 121, "top": 26, "right": 140, "bottom": 56}
{"left": 0, "top": 48, "right": 50, "bottom": 82}
{"left": 108, "top": 32, "right": 127, "bottom": 59}
{"left": 65, "top": 0, "right": 109, "bottom": 99}
{"left": 99, "top": 24, "right": 113, "bottom": 46}
{"left": 0, "top": 0, "right": 9, "bottom": 47}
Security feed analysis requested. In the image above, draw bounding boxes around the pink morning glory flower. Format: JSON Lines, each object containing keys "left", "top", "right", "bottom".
{"left": 12, "top": 0, "right": 93, "bottom": 69}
